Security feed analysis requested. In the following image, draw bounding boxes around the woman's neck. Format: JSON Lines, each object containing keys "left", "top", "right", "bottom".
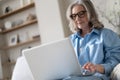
{"left": 80, "top": 27, "right": 91, "bottom": 37}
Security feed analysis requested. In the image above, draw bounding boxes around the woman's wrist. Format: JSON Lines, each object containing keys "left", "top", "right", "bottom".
{"left": 95, "top": 64, "right": 105, "bottom": 74}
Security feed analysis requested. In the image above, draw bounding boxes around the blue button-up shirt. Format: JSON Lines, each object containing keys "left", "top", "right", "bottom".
{"left": 70, "top": 28, "right": 120, "bottom": 79}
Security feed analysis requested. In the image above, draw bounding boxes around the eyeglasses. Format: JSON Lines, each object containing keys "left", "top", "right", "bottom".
{"left": 70, "top": 10, "right": 87, "bottom": 20}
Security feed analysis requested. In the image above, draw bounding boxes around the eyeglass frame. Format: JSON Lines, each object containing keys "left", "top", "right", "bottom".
{"left": 70, "top": 10, "right": 87, "bottom": 20}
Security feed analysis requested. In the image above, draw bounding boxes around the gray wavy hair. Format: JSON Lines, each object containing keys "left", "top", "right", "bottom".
{"left": 66, "top": 0, "right": 104, "bottom": 33}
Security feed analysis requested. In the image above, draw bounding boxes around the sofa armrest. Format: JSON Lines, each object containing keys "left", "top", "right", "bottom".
{"left": 11, "top": 56, "right": 34, "bottom": 80}
{"left": 110, "top": 63, "right": 120, "bottom": 80}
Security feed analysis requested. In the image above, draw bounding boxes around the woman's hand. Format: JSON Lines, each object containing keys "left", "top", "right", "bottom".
{"left": 82, "top": 62, "right": 105, "bottom": 74}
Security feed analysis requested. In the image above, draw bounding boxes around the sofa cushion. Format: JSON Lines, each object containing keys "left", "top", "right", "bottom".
{"left": 110, "top": 63, "right": 120, "bottom": 80}
{"left": 11, "top": 56, "right": 33, "bottom": 80}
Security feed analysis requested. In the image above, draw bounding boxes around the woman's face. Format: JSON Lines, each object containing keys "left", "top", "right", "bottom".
{"left": 71, "top": 5, "right": 89, "bottom": 30}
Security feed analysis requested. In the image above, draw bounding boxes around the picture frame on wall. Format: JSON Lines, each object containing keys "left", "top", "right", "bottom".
{"left": 19, "top": 32, "right": 29, "bottom": 43}
{"left": 9, "top": 34, "right": 18, "bottom": 46}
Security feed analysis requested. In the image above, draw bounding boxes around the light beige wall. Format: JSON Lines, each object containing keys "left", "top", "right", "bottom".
{"left": 58, "top": 0, "right": 72, "bottom": 37}
{"left": 0, "top": 49, "right": 3, "bottom": 79}
{"left": 34, "top": 0, "right": 72, "bottom": 44}
{"left": 0, "top": 34, "right": 5, "bottom": 79}
{"left": 0, "top": 22, "right": 4, "bottom": 79}
{"left": 92, "top": 0, "right": 120, "bottom": 35}
{"left": 0, "top": 54, "right": 3, "bottom": 79}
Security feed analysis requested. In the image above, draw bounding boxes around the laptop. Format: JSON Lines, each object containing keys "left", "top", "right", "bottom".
{"left": 23, "top": 38, "right": 82, "bottom": 80}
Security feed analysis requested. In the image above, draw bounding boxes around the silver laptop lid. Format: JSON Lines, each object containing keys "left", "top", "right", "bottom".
{"left": 23, "top": 38, "right": 81, "bottom": 80}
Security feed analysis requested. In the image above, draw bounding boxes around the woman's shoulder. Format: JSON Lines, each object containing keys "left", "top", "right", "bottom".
{"left": 100, "top": 28, "right": 117, "bottom": 35}
{"left": 101, "top": 28, "right": 119, "bottom": 39}
{"left": 101, "top": 28, "right": 114, "bottom": 33}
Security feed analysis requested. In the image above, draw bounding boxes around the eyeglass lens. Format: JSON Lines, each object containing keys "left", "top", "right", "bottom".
{"left": 70, "top": 11, "right": 86, "bottom": 20}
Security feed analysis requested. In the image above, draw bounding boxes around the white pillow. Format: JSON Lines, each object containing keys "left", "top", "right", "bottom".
{"left": 11, "top": 56, "right": 34, "bottom": 80}
{"left": 111, "top": 63, "right": 120, "bottom": 80}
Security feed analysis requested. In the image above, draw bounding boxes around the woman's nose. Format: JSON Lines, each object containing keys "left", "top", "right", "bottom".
{"left": 75, "top": 15, "right": 81, "bottom": 21}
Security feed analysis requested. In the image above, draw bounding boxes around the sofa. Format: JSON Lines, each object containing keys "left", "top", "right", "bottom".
{"left": 110, "top": 64, "right": 120, "bottom": 80}
{"left": 11, "top": 57, "right": 33, "bottom": 80}
{"left": 11, "top": 56, "right": 120, "bottom": 80}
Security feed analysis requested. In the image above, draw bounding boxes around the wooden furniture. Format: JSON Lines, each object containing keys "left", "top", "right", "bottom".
{"left": 0, "top": 1, "right": 40, "bottom": 80}
{"left": 0, "top": 2, "right": 40, "bottom": 50}
{"left": 2, "top": 37, "right": 40, "bottom": 50}
{"left": 0, "top": 19, "right": 37, "bottom": 34}
{"left": 0, "top": 3, "right": 35, "bottom": 19}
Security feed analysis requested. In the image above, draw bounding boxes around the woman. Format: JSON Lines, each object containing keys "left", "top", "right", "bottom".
{"left": 66, "top": 0, "right": 120, "bottom": 80}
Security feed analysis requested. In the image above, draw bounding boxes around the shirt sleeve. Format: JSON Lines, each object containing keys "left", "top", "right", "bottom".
{"left": 101, "top": 29, "right": 120, "bottom": 76}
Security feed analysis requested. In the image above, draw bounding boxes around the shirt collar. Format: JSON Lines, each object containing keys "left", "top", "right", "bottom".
{"left": 74, "top": 28, "right": 101, "bottom": 38}
{"left": 91, "top": 28, "right": 101, "bottom": 35}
